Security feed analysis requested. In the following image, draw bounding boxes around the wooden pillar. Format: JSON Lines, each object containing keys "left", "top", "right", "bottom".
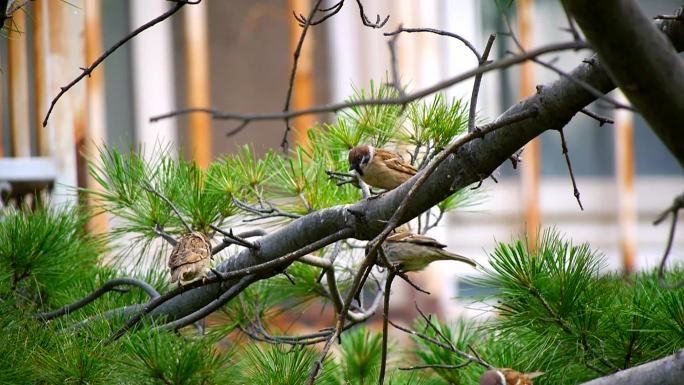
{"left": 32, "top": 0, "right": 50, "bottom": 156}
{"left": 517, "top": 0, "right": 540, "bottom": 247}
{"left": 8, "top": 8, "right": 31, "bottom": 157}
{"left": 287, "top": 0, "right": 316, "bottom": 146}
{"left": 46, "top": 0, "right": 83, "bottom": 204}
{"left": 614, "top": 91, "right": 636, "bottom": 274}
{"left": 84, "top": 0, "right": 109, "bottom": 233}
{"left": 183, "top": 0, "right": 212, "bottom": 167}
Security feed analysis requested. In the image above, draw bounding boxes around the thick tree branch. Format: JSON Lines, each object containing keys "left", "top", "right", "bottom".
{"left": 579, "top": 349, "right": 684, "bottom": 385}
{"left": 562, "top": 2, "right": 684, "bottom": 168}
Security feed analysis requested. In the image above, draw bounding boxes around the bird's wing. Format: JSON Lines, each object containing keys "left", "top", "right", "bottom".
{"left": 375, "top": 149, "right": 417, "bottom": 176}
{"left": 403, "top": 233, "right": 448, "bottom": 249}
{"left": 168, "top": 233, "right": 210, "bottom": 268}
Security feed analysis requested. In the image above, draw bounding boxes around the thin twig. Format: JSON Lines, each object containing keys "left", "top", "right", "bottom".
{"left": 233, "top": 198, "right": 301, "bottom": 220}
{"left": 293, "top": 0, "right": 343, "bottom": 27}
{"left": 154, "top": 224, "right": 178, "bottom": 246}
{"left": 399, "top": 362, "right": 472, "bottom": 371}
{"left": 209, "top": 224, "right": 259, "bottom": 250}
{"left": 354, "top": 0, "right": 389, "bottom": 28}
{"left": 500, "top": 11, "right": 630, "bottom": 112}
{"left": 150, "top": 41, "right": 589, "bottom": 124}
{"left": 384, "top": 27, "right": 481, "bottom": 61}
{"left": 530, "top": 56, "right": 633, "bottom": 111}
{"left": 580, "top": 108, "right": 614, "bottom": 126}
{"left": 655, "top": 193, "right": 684, "bottom": 288}
{"left": 34, "top": 278, "right": 160, "bottom": 321}
{"left": 42, "top": 0, "right": 194, "bottom": 127}
{"left": 468, "top": 34, "right": 496, "bottom": 133}
{"left": 558, "top": 128, "right": 584, "bottom": 210}
{"left": 560, "top": 2, "right": 582, "bottom": 41}
{"left": 378, "top": 272, "right": 395, "bottom": 385}
{"left": 281, "top": 0, "right": 324, "bottom": 151}
{"left": 211, "top": 229, "right": 267, "bottom": 255}
{"left": 386, "top": 30, "right": 405, "bottom": 98}
{"left": 388, "top": 319, "right": 493, "bottom": 370}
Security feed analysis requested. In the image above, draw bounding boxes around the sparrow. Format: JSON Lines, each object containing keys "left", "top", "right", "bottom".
{"left": 348, "top": 145, "right": 417, "bottom": 191}
{"left": 380, "top": 230, "right": 476, "bottom": 272}
{"left": 479, "top": 369, "right": 544, "bottom": 385}
{"left": 168, "top": 232, "right": 212, "bottom": 285}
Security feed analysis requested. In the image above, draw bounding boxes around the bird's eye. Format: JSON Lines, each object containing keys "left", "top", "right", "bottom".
{"left": 361, "top": 155, "right": 370, "bottom": 165}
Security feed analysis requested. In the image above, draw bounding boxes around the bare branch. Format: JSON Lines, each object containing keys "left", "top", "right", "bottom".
{"left": 384, "top": 27, "right": 482, "bottom": 61}
{"left": 211, "top": 229, "right": 267, "bottom": 255}
{"left": 34, "top": 278, "right": 160, "bottom": 321}
{"left": 558, "top": 128, "right": 584, "bottom": 210}
{"left": 150, "top": 41, "right": 589, "bottom": 125}
{"left": 209, "top": 224, "right": 260, "bottom": 250}
{"left": 354, "top": 0, "right": 389, "bottom": 28}
{"left": 399, "top": 362, "right": 472, "bottom": 371}
{"left": 580, "top": 108, "right": 614, "bottom": 126}
{"left": 655, "top": 193, "right": 684, "bottom": 289}
{"left": 388, "top": 319, "right": 493, "bottom": 370}
{"left": 281, "top": 0, "right": 325, "bottom": 151}
{"left": 293, "top": 1, "right": 343, "bottom": 27}
{"left": 468, "top": 34, "right": 497, "bottom": 133}
{"left": 378, "top": 273, "right": 395, "bottom": 385}
{"left": 42, "top": 0, "right": 194, "bottom": 127}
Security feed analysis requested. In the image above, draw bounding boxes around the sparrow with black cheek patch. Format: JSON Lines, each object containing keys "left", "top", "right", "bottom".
{"left": 479, "top": 369, "right": 544, "bottom": 385}
{"left": 168, "top": 232, "right": 212, "bottom": 286}
{"left": 380, "top": 230, "right": 477, "bottom": 272}
{"left": 348, "top": 145, "right": 417, "bottom": 191}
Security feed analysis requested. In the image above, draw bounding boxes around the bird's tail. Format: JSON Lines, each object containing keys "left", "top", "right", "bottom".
{"left": 436, "top": 250, "right": 477, "bottom": 268}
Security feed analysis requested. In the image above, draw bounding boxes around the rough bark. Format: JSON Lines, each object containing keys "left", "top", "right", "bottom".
{"left": 563, "top": 0, "right": 684, "bottom": 168}
{"left": 579, "top": 349, "right": 684, "bottom": 385}
{"left": 147, "top": 11, "right": 684, "bottom": 324}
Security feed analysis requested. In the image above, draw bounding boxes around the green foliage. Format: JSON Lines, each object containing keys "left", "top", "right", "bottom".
{"left": 468, "top": 229, "right": 684, "bottom": 384}
{"left": 340, "top": 326, "right": 384, "bottom": 384}
{"left": 240, "top": 344, "right": 340, "bottom": 385}
{"left": 16, "top": 80, "right": 684, "bottom": 385}
{"left": 403, "top": 93, "right": 468, "bottom": 153}
{"left": 0, "top": 204, "right": 103, "bottom": 308}
{"left": 339, "top": 81, "right": 404, "bottom": 149}
{"left": 121, "top": 331, "right": 234, "bottom": 385}
{"left": 34, "top": 333, "right": 118, "bottom": 385}
{"left": 411, "top": 319, "right": 480, "bottom": 384}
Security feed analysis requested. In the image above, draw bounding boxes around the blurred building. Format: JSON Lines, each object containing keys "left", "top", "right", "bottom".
{"left": 0, "top": 0, "right": 682, "bottom": 320}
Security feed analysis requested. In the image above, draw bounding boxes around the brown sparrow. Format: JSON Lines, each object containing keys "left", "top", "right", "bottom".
{"left": 348, "top": 145, "right": 417, "bottom": 190}
{"left": 479, "top": 369, "right": 544, "bottom": 385}
{"left": 168, "top": 232, "right": 212, "bottom": 285}
{"left": 380, "top": 230, "right": 476, "bottom": 272}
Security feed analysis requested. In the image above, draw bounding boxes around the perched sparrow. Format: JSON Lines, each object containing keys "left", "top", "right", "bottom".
{"left": 380, "top": 231, "right": 476, "bottom": 272}
{"left": 348, "top": 145, "right": 416, "bottom": 191}
{"left": 168, "top": 232, "right": 212, "bottom": 285}
{"left": 479, "top": 369, "right": 544, "bottom": 385}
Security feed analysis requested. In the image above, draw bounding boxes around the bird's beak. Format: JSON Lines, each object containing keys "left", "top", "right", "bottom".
{"left": 350, "top": 163, "right": 363, "bottom": 176}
